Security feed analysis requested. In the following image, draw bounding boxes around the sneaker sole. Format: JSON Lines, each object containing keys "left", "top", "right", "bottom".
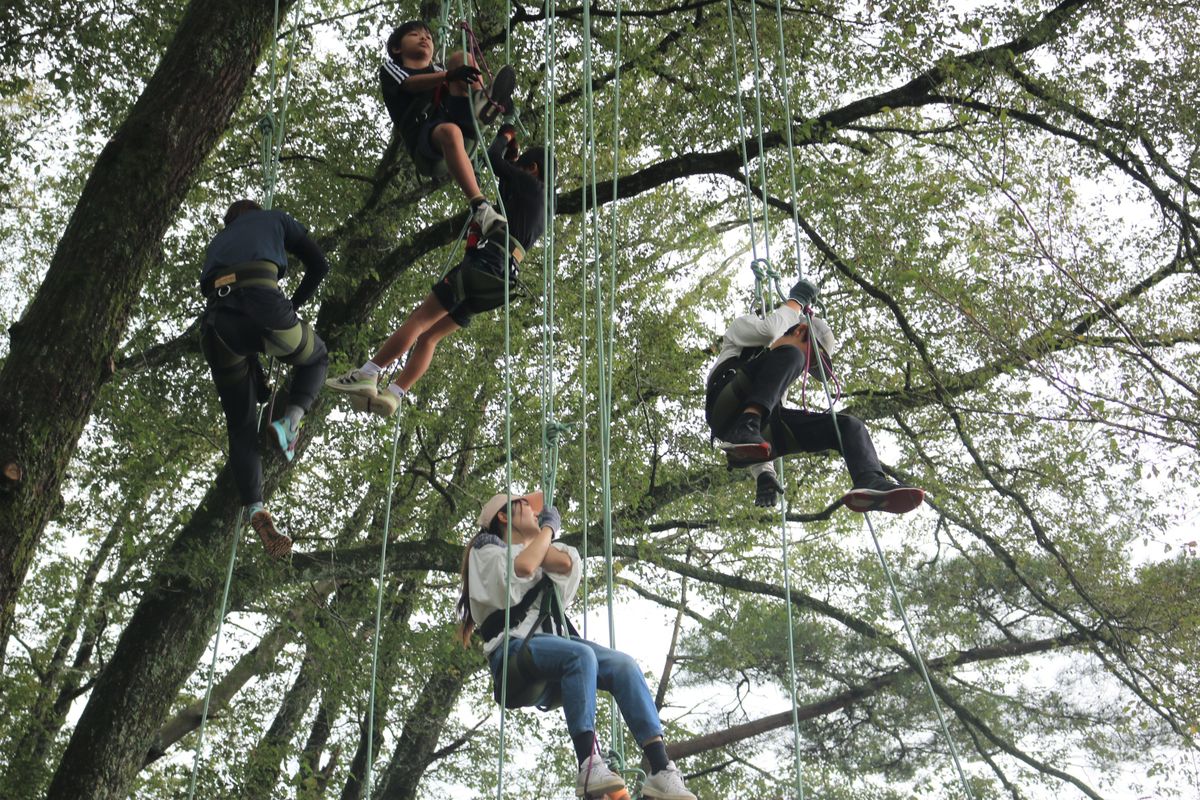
{"left": 716, "top": 440, "right": 772, "bottom": 464}
{"left": 270, "top": 421, "right": 295, "bottom": 463}
{"left": 577, "top": 776, "right": 626, "bottom": 798}
{"left": 479, "top": 65, "right": 515, "bottom": 124}
{"left": 842, "top": 486, "right": 925, "bottom": 514}
{"left": 349, "top": 393, "right": 399, "bottom": 417}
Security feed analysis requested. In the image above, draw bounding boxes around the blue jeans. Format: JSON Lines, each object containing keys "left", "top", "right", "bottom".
{"left": 489, "top": 635, "right": 664, "bottom": 744}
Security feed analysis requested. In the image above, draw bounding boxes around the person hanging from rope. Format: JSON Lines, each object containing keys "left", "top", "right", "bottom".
{"left": 379, "top": 19, "right": 515, "bottom": 234}
{"left": 706, "top": 278, "right": 926, "bottom": 514}
{"left": 455, "top": 490, "right": 697, "bottom": 800}
{"left": 198, "top": 200, "right": 330, "bottom": 558}
{"left": 325, "top": 125, "right": 548, "bottom": 416}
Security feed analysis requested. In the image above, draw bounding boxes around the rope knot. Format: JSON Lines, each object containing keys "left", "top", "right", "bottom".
{"left": 542, "top": 420, "right": 574, "bottom": 447}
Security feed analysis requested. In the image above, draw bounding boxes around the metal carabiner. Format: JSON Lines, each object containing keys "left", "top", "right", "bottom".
{"left": 216, "top": 284, "right": 232, "bottom": 298}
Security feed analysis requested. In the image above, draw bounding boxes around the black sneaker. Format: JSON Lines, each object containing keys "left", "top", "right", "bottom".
{"left": 842, "top": 474, "right": 925, "bottom": 514}
{"left": 755, "top": 471, "right": 783, "bottom": 508}
{"left": 478, "top": 65, "right": 515, "bottom": 124}
{"left": 724, "top": 412, "right": 766, "bottom": 445}
{"left": 716, "top": 412, "right": 772, "bottom": 464}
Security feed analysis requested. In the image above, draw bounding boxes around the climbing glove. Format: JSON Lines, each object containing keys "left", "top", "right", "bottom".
{"left": 498, "top": 124, "right": 519, "bottom": 160}
{"left": 538, "top": 505, "right": 561, "bottom": 537}
{"left": 788, "top": 278, "right": 819, "bottom": 307}
{"left": 755, "top": 471, "right": 783, "bottom": 508}
{"left": 445, "top": 64, "right": 482, "bottom": 84}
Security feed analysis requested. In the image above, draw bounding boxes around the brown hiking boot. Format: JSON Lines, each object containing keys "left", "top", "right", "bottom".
{"left": 250, "top": 509, "right": 292, "bottom": 559}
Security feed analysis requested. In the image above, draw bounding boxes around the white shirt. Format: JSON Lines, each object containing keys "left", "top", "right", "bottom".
{"left": 707, "top": 304, "right": 803, "bottom": 382}
{"left": 469, "top": 540, "right": 582, "bottom": 655}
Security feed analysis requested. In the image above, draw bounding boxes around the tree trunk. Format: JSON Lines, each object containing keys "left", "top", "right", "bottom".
{"left": 237, "top": 643, "right": 325, "bottom": 799}
{"left": 373, "top": 654, "right": 475, "bottom": 800}
{"left": 0, "top": 0, "right": 296, "bottom": 667}
{"left": 337, "top": 576, "right": 426, "bottom": 800}
{"left": 295, "top": 690, "right": 342, "bottom": 800}
{"left": 46, "top": 467, "right": 274, "bottom": 800}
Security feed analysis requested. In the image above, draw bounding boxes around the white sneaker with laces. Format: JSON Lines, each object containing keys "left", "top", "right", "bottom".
{"left": 641, "top": 761, "right": 696, "bottom": 800}
{"left": 575, "top": 754, "right": 625, "bottom": 798}
{"left": 325, "top": 367, "right": 378, "bottom": 398}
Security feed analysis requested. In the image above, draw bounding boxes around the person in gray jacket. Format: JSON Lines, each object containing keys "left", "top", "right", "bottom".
{"left": 706, "top": 279, "right": 924, "bottom": 514}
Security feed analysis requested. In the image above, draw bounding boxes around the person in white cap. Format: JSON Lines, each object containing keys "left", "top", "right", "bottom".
{"left": 455, "top": 490, "right": 697, "bottom": 800}
{"left": 706, "top": 278, "right": 925, "bottom": 514}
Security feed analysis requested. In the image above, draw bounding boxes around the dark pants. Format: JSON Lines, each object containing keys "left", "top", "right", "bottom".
{"left": 199, "top": 287, "right": 328, "bottom": 505}
{"left": 705, "top": 345, "right": 882, "bottom": 484}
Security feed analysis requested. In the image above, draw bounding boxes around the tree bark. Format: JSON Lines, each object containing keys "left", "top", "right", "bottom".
{"left": 0, "top": 0, "right": 296, "bottom": 668}
{"left": 295, "top": 689, "right": 342, "bottom": 800}
{"left": 373, "top": 654, "right": 476, "bottom": 800}
{"left": 237, "top": 642, "right": 325, "bottom": 799}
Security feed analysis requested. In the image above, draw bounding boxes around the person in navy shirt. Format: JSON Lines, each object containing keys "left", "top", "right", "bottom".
{"left": 198, "top": 200, "right": 330, "bottom": 557}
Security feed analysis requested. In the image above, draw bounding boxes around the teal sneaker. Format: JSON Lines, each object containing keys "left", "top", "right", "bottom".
{"left": 271, "top": 419, "right": 299, "bottom": 462}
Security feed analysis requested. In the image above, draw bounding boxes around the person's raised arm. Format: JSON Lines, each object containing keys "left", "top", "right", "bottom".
{"left": 395, "top": 64, "right": 481, "bottom": 93}
{"left": 284, "top": 224, "right": 329, "bottom": 310}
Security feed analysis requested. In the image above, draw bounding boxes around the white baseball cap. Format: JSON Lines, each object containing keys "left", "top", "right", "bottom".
{"left": 476, "top": 490, "right": 545, "bottom": 529}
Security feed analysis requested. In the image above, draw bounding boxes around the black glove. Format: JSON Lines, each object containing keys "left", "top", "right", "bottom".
{"left": 537, "top": 505, "right": 561, "bottom": 537}
{"left": 788, "top": 278, "right": 819, "bottom": 306}
{"left": 445, "top": 65, "right": 482, "bottom": 84}
{"left": 755, "top": 472, "right": 783, "bottom": 508}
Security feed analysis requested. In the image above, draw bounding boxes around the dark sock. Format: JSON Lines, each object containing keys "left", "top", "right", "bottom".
{"left": 572, "top": 731, "right": 596, "bottom": 765}
{"left": 643, "top": 739, "right": 669, "bottom": 774}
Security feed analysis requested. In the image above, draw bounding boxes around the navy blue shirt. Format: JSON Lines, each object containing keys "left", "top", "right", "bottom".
{"left": 486, "top": 134, "right": 545, "bottom": 253}
{"left": 201, "top": 209, "right": 329, "bottom": 308}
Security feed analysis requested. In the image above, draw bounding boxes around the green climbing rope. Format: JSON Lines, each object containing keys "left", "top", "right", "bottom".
{"left": 184, "top": 1, "right": 304, "bottom": 792}
{"left": 453, "top": 2, "right": 520, "bottom": 797}
{"left": 361, "top": 411, "right": 405, "bottom": 795}
{"left": 732, "top": 2, "right": 978, "bottom": 796}
{"left": 727, "top": 5, "right": 803, "bottom": 798}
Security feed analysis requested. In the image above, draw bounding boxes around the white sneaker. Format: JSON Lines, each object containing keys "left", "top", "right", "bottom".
{"left": 470, "top": 198, "right": 507, "bottom": 237}
{"left": 575, "top": 754, "right": 625, "bottom": 798}
{"left": 641, "top": 761, "right": 696, "bottom": 800}
{"left": 325, "top": 367, "right": 378, "bottom": 398}
{"left": 348, "top": 391, "right": 400, "bottom": 418}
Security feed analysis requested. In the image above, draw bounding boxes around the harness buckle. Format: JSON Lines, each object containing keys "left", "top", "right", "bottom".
{"left": 216, "top": 284, "right": 232, "bottom": 298}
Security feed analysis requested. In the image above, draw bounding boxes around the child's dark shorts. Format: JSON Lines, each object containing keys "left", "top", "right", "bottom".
{"left": 431, "top": 245, "right": 517, "bottom": 327}
{"left": 414, "top": 95, "right": 477, "bottom": 162}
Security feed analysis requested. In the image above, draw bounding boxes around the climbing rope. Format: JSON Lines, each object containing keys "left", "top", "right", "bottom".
{"left": 726, "top": 4, "right": 804, "bottom": 797}
{"left": 184, "top": 1, "right": 305, "bottom": 792}
{"left": 258, "top": 0, "right": 306, "bottom": 210}
{"left": 453, "top": 2, "right": 519, "bottom": 796}
{"left": 732, "top": 2, "right": 977, "bottom": 795}
{"left": 361, "top": 411, "right": 405, "bottom": 794}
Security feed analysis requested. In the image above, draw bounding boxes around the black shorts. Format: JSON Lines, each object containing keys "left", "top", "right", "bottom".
{"left": 413, "top": 95, "right": 477, "bottom": 163}
{"left": 431, "top": 247, "right": 517, "bottom": 327}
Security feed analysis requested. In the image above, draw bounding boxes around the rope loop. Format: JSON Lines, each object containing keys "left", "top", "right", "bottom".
{"left": 749, "top": 257, "right": 773, "bottom": 281}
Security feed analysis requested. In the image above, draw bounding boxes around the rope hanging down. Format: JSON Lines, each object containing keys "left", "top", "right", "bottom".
{"left": 185, "top": 3, "right": 304, "bottom": 795}
{"left": 463, "top": 0, "right": 519, "bottom": 796}
{"left": 726, "top": 4, "right": 806, "bottom": 798}
{"left": 733, "top": 2, "right": 977, "bottom": 796}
